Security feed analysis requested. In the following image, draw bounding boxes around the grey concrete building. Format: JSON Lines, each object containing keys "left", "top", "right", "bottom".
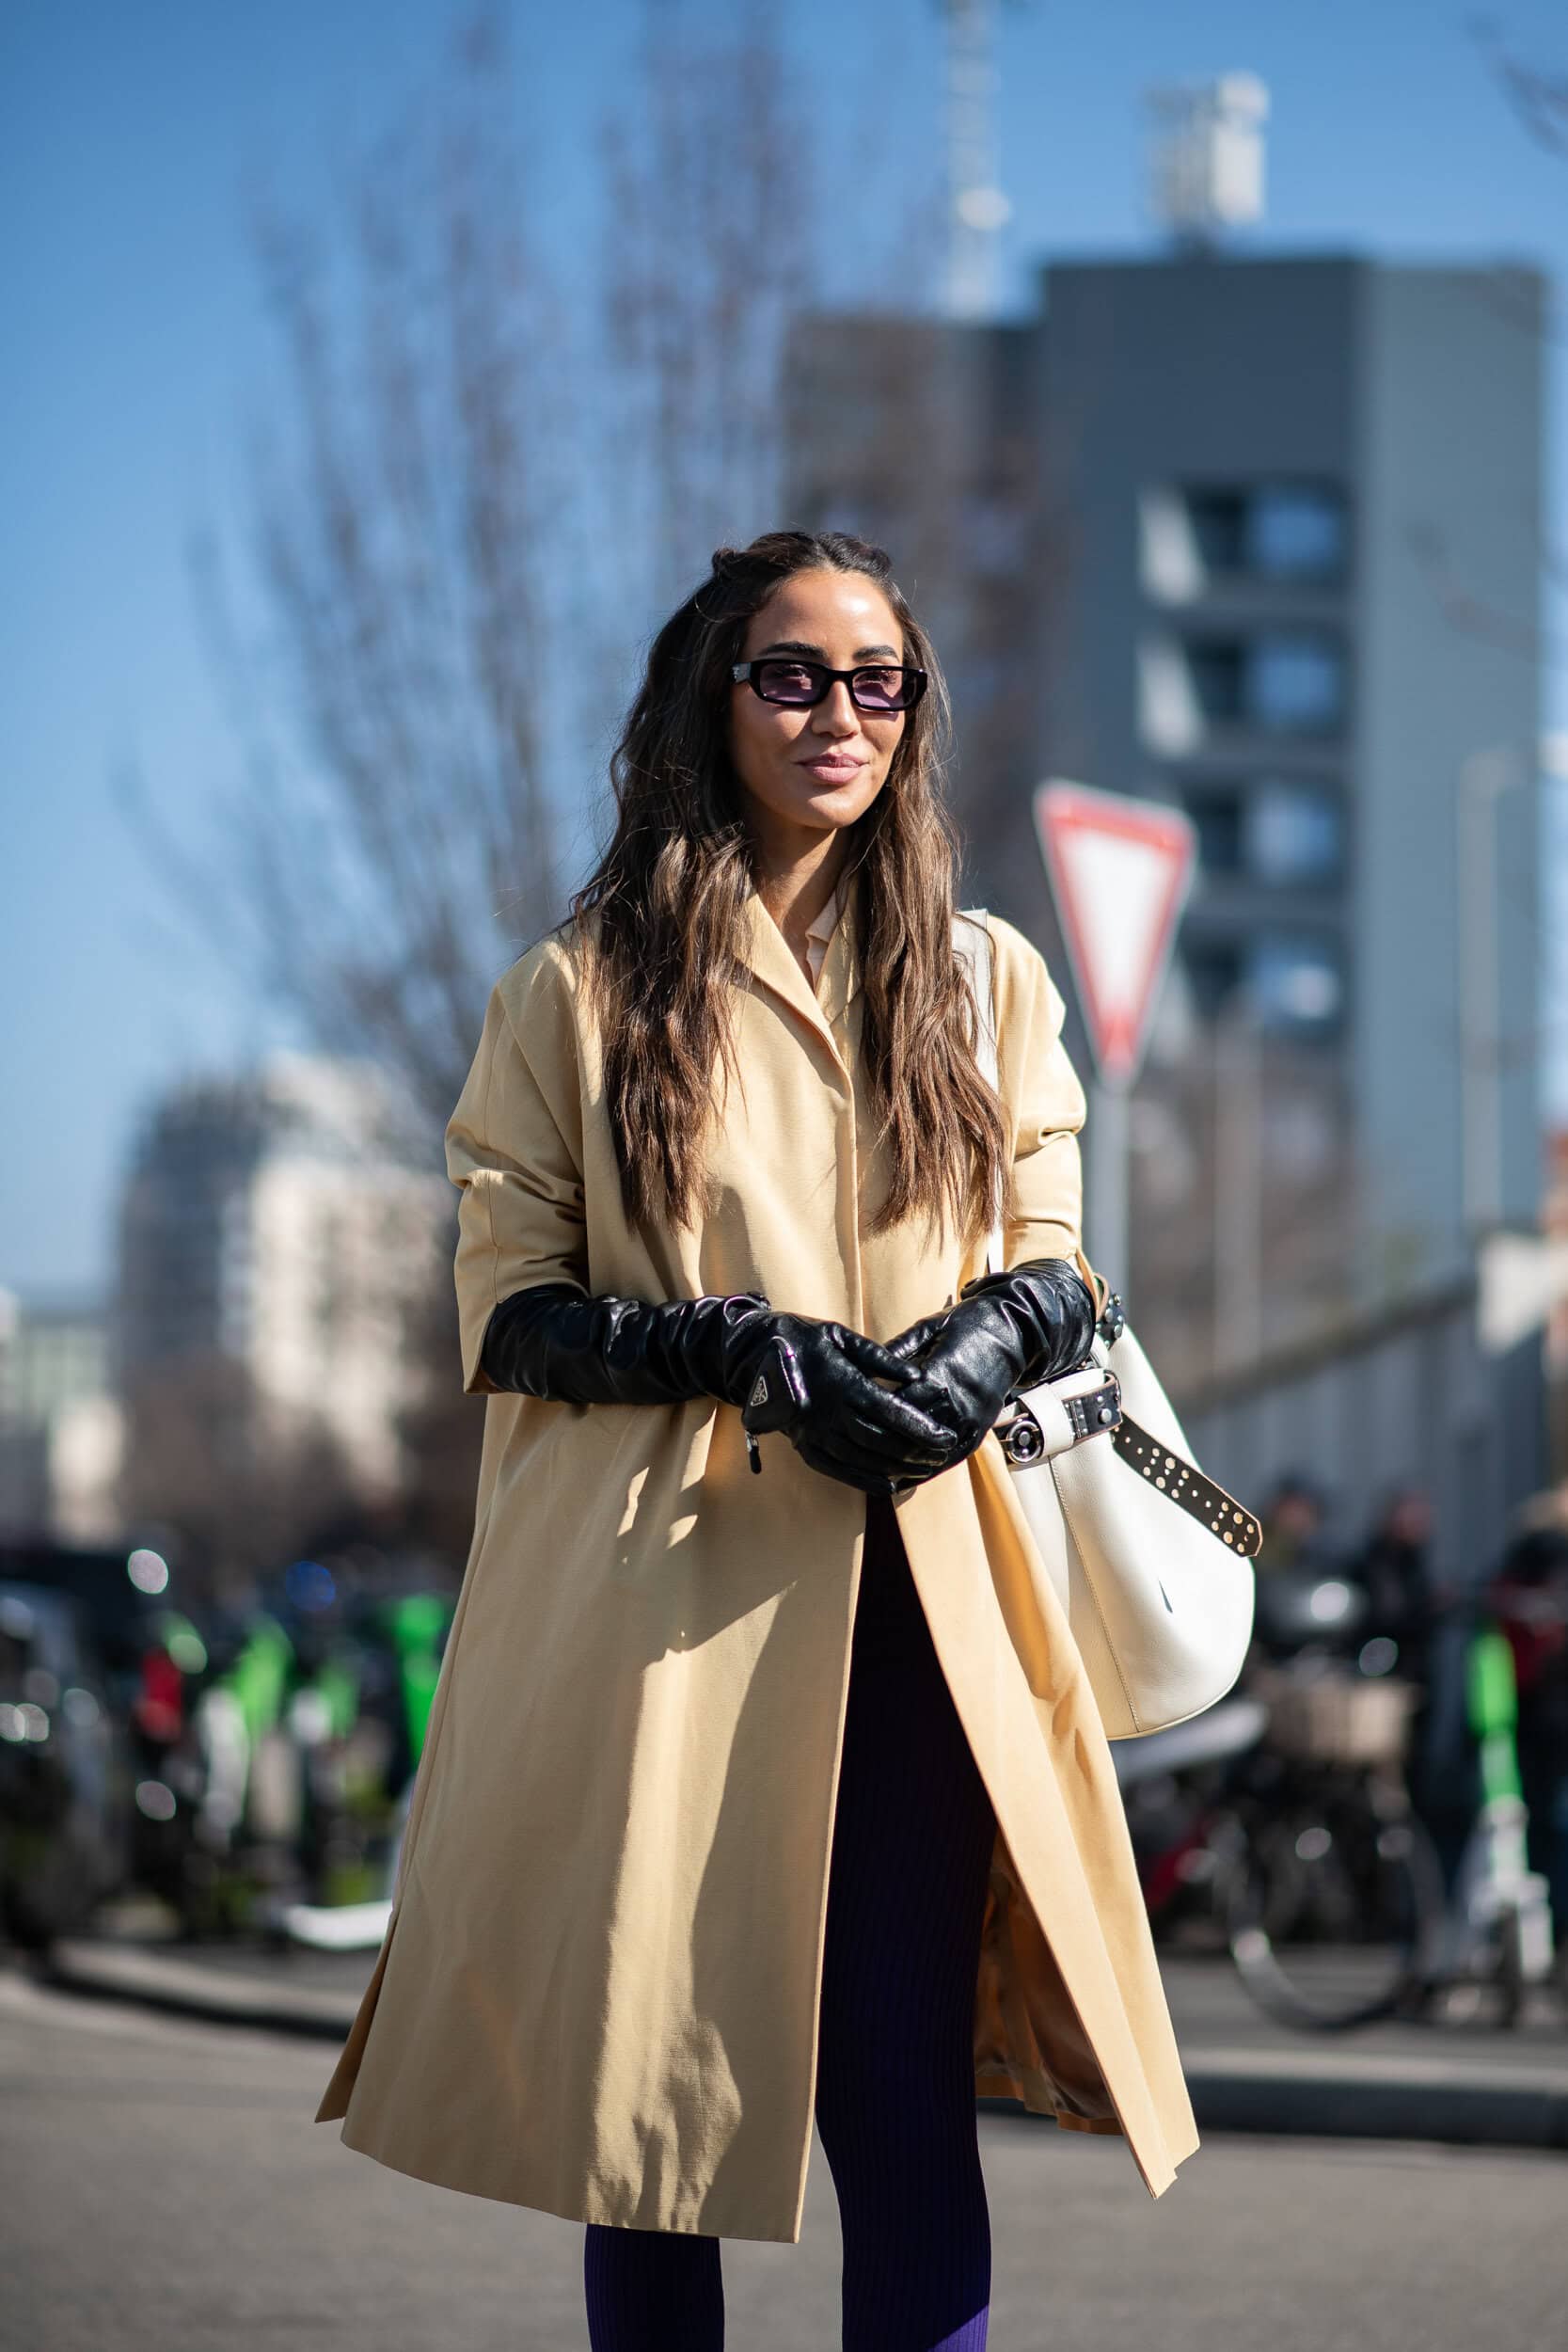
{"left": 784, "top": 250, "right": 1547, "bottom": 1314}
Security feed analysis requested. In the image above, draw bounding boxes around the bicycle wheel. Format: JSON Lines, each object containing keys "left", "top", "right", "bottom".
{"left": 1221, "top": 1786, "right": 1445, "bottom": 2031}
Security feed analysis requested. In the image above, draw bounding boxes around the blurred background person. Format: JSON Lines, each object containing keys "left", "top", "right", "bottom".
{"left": 1253, "top": 1471, "right": 1338, "bottom": 1580}
{"left": 1483, "top": 1487, "right": 1568, "bottom": 1937}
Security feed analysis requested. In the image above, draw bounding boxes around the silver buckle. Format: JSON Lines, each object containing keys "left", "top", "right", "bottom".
{"left": 994, "top": 1370, "right": 1122, "bottom": 1465}
{"left": 995, "top": 1403, "right": 1048, "bottom": 1466}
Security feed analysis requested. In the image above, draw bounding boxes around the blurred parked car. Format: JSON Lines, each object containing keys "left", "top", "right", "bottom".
{"left": 0, "top": 1581, "right": 132, "bottom": 1949}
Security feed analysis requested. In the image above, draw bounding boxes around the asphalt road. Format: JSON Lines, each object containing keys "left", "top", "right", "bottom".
{"left": 4, "top": 1969, "right": 1561, "bottom": 2352}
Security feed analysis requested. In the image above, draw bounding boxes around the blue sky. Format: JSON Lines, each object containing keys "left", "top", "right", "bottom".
{"left": 5, "top": 0, "right": 1567, "bottom": 1295}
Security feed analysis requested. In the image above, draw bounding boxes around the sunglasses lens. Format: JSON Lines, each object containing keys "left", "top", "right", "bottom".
{"left": 851, "top": 667, "right": 914, "bottom": 710}
{"left": 753, "top": 660, "right": 821, "bottom": 704}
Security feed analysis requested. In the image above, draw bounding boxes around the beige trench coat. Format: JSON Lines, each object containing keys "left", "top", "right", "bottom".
{"left": 315, "top": 888, "right": 1200, "bottom": 2240}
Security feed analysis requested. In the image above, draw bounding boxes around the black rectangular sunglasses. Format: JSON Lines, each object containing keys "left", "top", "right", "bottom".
{"left": 731, "top": 658, "right": 927, "bottom": 714}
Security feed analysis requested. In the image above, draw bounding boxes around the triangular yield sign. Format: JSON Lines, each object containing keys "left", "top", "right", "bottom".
{"left": 1032, "top": 780, "right": 1196, "bottom": 1088}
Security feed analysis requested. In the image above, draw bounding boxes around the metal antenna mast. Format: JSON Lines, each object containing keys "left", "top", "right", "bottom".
{"left": 942, "top": 0, "right": 1013, "bottom": 319}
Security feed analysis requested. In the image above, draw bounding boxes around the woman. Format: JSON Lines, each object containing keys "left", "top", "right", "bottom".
{"left": 315, "top": 531, "right": 1199, "bottom": 2346}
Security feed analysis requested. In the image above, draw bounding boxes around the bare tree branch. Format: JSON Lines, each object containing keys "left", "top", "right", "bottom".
{"left": 1471, "top": 13, "right": 1568, "bottom": 155}
{"left": 1404, "top": 517, "right": 1563, "bottom": 667}
{"left": 122, "top": 1, "right": 856, "bottom": 1143}
{"left": 593, "top": 5, "right": 823, "bottom": 624}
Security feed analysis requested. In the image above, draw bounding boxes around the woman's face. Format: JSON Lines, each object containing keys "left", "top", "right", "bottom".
{"left": 727, "top": 568, "right": 909, "bottom": 850}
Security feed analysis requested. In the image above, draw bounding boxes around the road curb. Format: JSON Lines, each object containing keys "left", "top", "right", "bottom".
{"left": 987, "top": 2054, "right": 1568, "bottom": 2152}
{"left": 42, "top": 1942, "right": 1568, "bottom": 2153}
{"left": 1174, "top": 2047, "right": 1568, "bottom": 2152}
{"left": 41, "top": 1940, "right": 359, "bottom": 2042}
{"left": 980, "top": 2060, "right": 1568, "bottom": 2153}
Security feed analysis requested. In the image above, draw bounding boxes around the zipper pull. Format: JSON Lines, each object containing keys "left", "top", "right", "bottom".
{"left": 745, "top": 1427, "right": 762, "bottom": 1475}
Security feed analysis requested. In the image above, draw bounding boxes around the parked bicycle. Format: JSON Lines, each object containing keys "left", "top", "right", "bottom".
{"left": 1117, "top": 1569, "right": 1447, "bottom": 2032}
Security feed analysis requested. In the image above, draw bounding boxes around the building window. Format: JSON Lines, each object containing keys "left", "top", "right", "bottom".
{"left": 1182, "top": 938, "right": 1246, "bottom": 1017}
{"left": 1142, "top": 631, "right": 1348, "bottom": 754}
{"left": 1250, "top": 933, "right": 1343, "bottom": 1031}
{"left": 1249, "top": 632, "right": 1344, "bottom": 734}
{"left": 1142, "top": 478, "right": 1349, "bottom": 601}
{"left": 1184, "top": 787, "right": 1245, "bottom": 878}
{"left": 1185, "top": 639, "right": 1247, "bottom": 726}
{"left": 1186, "top": 487, "right": 1248, "bottom": 575}
{"left": 1181, "top": 932, "right": 1343, "bottom": 1030}
{"left": 1172, "top": 632, "right": 1347, "bottom": 739}
{"left": 1247, "top": 779, "right": 1343, "bottom": 883}
{"left": 1247, "top": 483, "right": 1347, "bottom": 582}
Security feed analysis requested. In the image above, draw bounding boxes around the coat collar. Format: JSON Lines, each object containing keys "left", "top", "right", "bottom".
{"left": 736, "top": 879, "right": 862, "bottom": 1059}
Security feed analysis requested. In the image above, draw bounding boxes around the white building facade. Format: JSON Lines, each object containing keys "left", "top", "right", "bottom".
{"left": 116, "top": 1053, "right": 451, "bottom": 1504}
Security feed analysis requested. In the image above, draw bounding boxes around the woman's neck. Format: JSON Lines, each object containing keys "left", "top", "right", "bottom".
{"left": 752, "top": 833, "right": 849, "bottom": 952}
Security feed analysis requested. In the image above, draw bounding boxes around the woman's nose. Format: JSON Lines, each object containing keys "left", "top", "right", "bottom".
{"left": 812, "top": 681, "right": 860, "bottom": 733}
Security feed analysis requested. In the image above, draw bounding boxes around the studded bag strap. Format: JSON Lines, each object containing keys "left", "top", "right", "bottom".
{"left": 1109, "top": 1417, "right": 1263, "bottom": 1557}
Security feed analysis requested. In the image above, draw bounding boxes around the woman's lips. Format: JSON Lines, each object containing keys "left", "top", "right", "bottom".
{"left": 799, "top": 755, "right": 865, "bottom": 779}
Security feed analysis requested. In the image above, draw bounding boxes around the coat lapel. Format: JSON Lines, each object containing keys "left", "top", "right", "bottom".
{"left": 736, "top": 883, "right": 862, "bottom": 1065}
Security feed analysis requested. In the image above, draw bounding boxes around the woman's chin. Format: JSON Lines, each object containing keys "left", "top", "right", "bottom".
{"left": 778, "top": 776, "right": 880, "bottom": 826}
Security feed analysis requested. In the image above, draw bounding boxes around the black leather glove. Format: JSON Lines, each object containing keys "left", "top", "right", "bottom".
{"left": 880, "top": 1258, "right": 1099, "bottom": 1470}
{"left": 480, "top": 1281, "right": 770, "bottom": 1406}
{"left": 734, "top": 1312, "right": 958, "bottom": 1495}
{"left": 478, "top": 1284, "right": 956, "bottom": 1497}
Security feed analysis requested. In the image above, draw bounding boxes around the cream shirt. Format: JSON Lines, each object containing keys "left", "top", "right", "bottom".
{"left": 801, "top": 878, "right": 843, "bottom": 993}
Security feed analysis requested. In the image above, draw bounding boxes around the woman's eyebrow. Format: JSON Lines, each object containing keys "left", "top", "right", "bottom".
{"left": 752, "top": 638, "right": 902, "bottom": 660}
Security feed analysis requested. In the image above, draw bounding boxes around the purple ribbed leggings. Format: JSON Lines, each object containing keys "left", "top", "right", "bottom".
{"left": 583, "top": 1491, "right": 997, "bottom": 2350}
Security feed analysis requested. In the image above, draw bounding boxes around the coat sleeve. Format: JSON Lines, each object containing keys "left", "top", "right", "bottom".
{"left": 989, "top": 915, "right": 1103, "bottom": 1304}
{"left": 444, "top": 942, "right": 590, "bottom": 1395}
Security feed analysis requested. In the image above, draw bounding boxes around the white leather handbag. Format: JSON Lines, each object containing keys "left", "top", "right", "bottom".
{"left": 954, "top": 909, "right": 1260, "bottom": 1738}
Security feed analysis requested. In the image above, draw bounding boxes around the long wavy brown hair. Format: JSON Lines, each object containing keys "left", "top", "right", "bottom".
{"left": 567, "top": 528, "right": 1009, "bottom": 1252}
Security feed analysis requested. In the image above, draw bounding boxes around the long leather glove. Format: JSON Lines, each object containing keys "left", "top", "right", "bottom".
{"left": 879, "top": 1258, "right": 1099, "bottom": 1470}
{"left": 478, "top": 1284, "right": 957, "bottom": 1496}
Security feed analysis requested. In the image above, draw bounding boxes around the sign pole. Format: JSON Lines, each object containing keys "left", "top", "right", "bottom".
{"left": 1087, "top": 1077, "right": 1131, "bottom": 1285}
